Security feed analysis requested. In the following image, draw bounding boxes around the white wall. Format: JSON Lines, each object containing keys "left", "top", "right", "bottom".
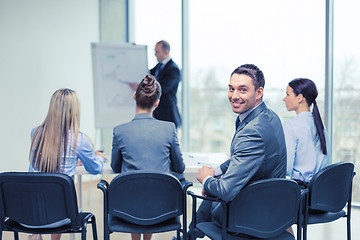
{"left": 0, "top": 0, "right": 99, "bottom": 171}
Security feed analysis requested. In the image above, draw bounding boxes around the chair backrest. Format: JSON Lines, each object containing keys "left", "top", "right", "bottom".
{"left": 227, "top": 178, "right": 301, "bottom": 239}
{"left": 309, "top": 162, "right": 354, "bottom": 212}
{"left": 0, "top": 172, "right": 78, "bottom": 229}
{"left": 107, "top": 171, "right": 184, "bottom": 226}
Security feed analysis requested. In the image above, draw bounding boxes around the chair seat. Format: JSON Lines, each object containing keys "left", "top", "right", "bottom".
{"left": 108, "top": 215, "right": 181, "bottom": 234}
{"left": 197, "top": 222, "right": 295, "bottom": 240}
{"left": 3, "top": 212, "right": 94, "bottom": 234}
{"left": 3, "top": 219, "right": 74, "bottom": 234}
{"left": 307, "top": 210, "right": 346, "bottom": 224}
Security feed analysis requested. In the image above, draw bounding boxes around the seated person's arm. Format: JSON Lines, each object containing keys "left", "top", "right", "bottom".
{"left": 203, "top": 129, "right": 266, "bottom": 201}
{"left": 169, "top": 126, "right": 185, "bottom": 173}
{"left": 214, "top": 159, "right": 231, "bottom": 176}
{"left": 111, "top": 130, "right": 123, "bottom": 173}
{"left": 77, "top": 134, "right": 104, "bottom": 174}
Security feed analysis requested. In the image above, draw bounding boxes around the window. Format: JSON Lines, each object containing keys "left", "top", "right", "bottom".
{"left": 336, "top": 149, "right": 356, "bottom": 164}
{"left": 134, "top": 0, "right": 182, "bottom": 69}
{"left": 333, "top": 0, "right": 360, "bottom": 202}
{"left": 188, "top": 0, "right": 325, "bottom": 152}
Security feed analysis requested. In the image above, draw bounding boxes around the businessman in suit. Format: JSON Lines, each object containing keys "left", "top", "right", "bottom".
{"left": 187, "top": 64, "right": 287, "bottom": 239}
{"left": 150, "top": 40, "right": 181, "bottom": 128}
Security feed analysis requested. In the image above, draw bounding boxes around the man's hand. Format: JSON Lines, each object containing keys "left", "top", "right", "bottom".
{"left": 202, "top": 188, "right": 206, "bottom": 196}
{"left": 128, "top": 82, "right": 138, "bottom": 90}
{"left": 196, "top": 166, "right": 215, "bottom": 184}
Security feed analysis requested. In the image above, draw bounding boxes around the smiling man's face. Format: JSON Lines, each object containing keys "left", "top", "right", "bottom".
{"left": 228, "top": 73, "right": 263, "bottom": 114}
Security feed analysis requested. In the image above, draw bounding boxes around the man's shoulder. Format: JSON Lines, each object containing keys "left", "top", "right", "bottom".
{"left": 165, "top": 59, "right": 180, "bottom": 70}
{"left": 250, "top": 106, "right": 281, "bottom": 125}
{"left": 261, "top": 107, "right": 281, "bottom": 121}
{"left": 240, "top": 107, "right": 282, "bottom": 138}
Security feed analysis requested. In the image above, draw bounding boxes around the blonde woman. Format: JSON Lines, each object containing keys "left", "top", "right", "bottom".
{"left": 29, "top": 88, "right": 104, "bottom": 240}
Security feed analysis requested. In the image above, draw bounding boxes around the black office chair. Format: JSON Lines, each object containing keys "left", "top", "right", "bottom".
{"left": 303, "top": 162, "right": 355, "bottom": 240}
{"left": 97, "top": 171, "right": 192, "bottom": 240}
{"left": 0, "top": 172, "right": 97, "bottom": 240}
{"left": 188, "top": 178, "right": 305, "bottom": 240}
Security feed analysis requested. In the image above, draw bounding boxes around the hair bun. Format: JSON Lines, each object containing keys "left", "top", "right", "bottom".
{"left": 140, "top": 75, "right": 156, "bottom": 95}
{"left": 135, "top": 74, "right": 161, "bottom": 109}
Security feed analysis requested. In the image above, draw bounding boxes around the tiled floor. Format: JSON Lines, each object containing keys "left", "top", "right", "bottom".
{"left": 2, "top": 176, "right": 359, "bottom": 240}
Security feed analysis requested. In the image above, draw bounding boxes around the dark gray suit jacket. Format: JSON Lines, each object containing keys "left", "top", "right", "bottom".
{"left": 111, "top": 113, "right": 185, "bottom": 174}
{"left": 150, "top": 59, "right": 181, "bottom": 127}
{"left": 204, "top": 102, "right": 287, "bottom": 201}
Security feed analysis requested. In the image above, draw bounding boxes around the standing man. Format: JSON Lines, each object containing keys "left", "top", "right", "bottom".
{"left": 189, "top": 64, "right": 287, "bottom": 239}
{"left": 150, "top": 40, "right": 181, "bottom": 128}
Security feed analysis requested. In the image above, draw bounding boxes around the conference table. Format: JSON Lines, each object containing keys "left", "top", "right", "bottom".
{"left": 74, "top": 152, "right": 228, "bottom": 209}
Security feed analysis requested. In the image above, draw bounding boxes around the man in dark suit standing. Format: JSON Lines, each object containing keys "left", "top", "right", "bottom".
{"left": 185, "top": 64, "right": 287, "bottom": 239}
{"left": 150, "top": 40, "right": 181, "bottom": 128}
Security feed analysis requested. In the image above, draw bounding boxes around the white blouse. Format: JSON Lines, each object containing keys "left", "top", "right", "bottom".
{"left": 283, "top": 111, "right": 331, "bottom": 182}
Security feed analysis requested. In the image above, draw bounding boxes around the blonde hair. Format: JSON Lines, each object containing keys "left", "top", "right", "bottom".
{"left": 30, "top": 88, "right": 80, "bottom": 173}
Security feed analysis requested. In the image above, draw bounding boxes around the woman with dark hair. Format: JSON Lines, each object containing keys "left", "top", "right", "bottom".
{"left": 111, "top": 74, "right": 185, "bottom": 240}
{"left": 283, "top": 78, "right": 331, "bottom": 184}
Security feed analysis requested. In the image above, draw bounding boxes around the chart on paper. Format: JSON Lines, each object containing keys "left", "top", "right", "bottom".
{"left": 91, "top": 42, "right": 149, "bottom": 128}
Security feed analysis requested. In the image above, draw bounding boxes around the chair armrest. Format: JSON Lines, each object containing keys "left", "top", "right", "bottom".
{"left": 76, "top": 212, "right": 94, "bottom": 229}
{"left": 97, "top": 179, "right": 109, "bottom": 236}
{"left": 300, "top": 187, "right": 309, "bottom": 236}
{"left": 187, "top": 190, "right": 224, "bottom": 203}
{"left": 179, "top": 180, "right": 192, "bottom": 237}
{"left": 300, "top": 188, "right": 309, "bottom": 206}
{"left": 182, "top": 180, "right": 193, "bottom": 192}
{"left": 97, "top": 179, "right": 109, "bottom": 192}
{"left": 300, "top": 188, "right": 309, "bottom": 197}
{"left": 97, "top": 179, "right": 109, "bottom": 208}
{"left": 300, "top": 188, "right": 309, "bottom": 209}
{"left": 187, "top": 190, "right": 228, "bottom": 239}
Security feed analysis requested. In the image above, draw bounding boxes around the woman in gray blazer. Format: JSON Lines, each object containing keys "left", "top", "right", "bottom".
{"left": 111, "top": 74, "right": 185, "bottom": 240}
